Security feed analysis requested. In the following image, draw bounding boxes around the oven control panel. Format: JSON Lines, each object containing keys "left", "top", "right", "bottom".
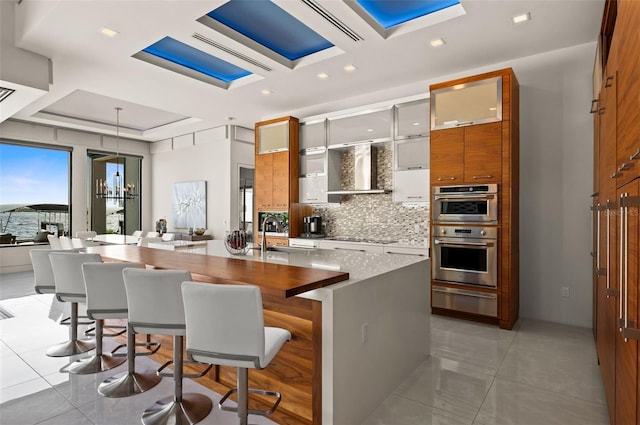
{"left": 433, "top": 225, "right": 497, "bottom": 239}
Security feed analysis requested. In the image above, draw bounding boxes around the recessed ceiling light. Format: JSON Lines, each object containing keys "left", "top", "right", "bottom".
{"left": 261, "top": 89, "right": 272, "bottom": 95}
{"left": 430, "top": 38, "right": 445, "bottom": 47}
{"left": 512, "top": 12, "right": 531, "bottom": 24}
{"left": 99, "top": 27, "right": 119, "bottom": 38}
{"left": 318, "top": 73, "right": 330, "bottom": 79}
{"left": 412, "top": 122, "right": 421, "bottom": 126}
{"left": 344, "top": 65, "right": 357, "bottom": 72}
{"left": 489, "top": 107, "right": 497, "bottom": 111}
{"left": 367, "top": 129, "right": 374, "bottom": 132}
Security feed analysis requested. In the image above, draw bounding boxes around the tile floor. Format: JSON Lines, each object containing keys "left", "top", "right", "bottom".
{"left": 1, "top": 271, "right": 610, "bottom": 425}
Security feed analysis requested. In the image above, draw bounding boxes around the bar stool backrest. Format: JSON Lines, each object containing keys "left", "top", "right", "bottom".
{"left": 50, "top": 252, "right": 102, "bottom": 302}
{"left": 47, "top": 234, "right": 62, "bottom": 250}
{"left": 59, "top": 236, "right": 74, "bottom": 250}
{"left": 82, "top": 262, "right": 144, "bottom": 320}
{"left": 123, "top": 268, "right": 191, "bottom": 336}
{"left": 182, "top": 282, "right": 267, "bottom": 369}
{"left": 30, "top": 248, "right": 80, "bottom": 294}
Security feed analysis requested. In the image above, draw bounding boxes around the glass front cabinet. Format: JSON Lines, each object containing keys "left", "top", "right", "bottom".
{"left": 430, "top": 76, "right": 502, "bottom": 130}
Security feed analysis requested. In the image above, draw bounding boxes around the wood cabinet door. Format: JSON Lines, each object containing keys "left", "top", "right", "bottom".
{"left": 255, "top": 153, "right": 273, "bottom": 210}
{"left": 616, "top": 179, "right": 639, "bottom": 425}
{"left": 430, "top": 128, "right": 464, "bottom": 184}
{"left": 463, "top": 122, "right": 502, "bottom": 184}
{"left": 614, "top": 0, "right": 640, "bottom": 183}
{"left": 271, "top": 151, "right": 290, "bottom": 210}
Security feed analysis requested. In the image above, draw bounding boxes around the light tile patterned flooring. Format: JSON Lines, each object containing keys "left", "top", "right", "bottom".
{"left": 1, "top": 271, "right": 610, "bottom": 425}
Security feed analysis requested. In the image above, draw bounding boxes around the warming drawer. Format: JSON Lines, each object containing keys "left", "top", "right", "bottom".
{"left": 432, "top": 285, "right": 497, "bottom": 317}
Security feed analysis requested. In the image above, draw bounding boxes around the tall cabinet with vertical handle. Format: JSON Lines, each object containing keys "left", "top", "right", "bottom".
{"left": 592, "top": 1, "right": 640, "bottom": 424}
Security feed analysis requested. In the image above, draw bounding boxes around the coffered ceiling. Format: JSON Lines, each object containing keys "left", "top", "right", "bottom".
{"left": 2, "top": 0, "right": 604, "bottom": 142}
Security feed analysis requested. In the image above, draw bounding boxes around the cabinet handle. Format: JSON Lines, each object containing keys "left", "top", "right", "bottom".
{"left": 606, "top": 201, "right": 611, "bottom": 297}
{"left": 472, "top": 175, "right": 493, "bottom": 180}
{"left": 407, "top": 196, "right": 423, "bottom": 199}
{"left": 605, "top": 75, "right": 614, "bottom": 87}
{"left": 619, "top": 193, "right": 625, "bottom": 334}
{"left": 611, "top": 172, "right": 622, "bottom": 179}
{"left": 619, "top": 195, "right": 640, "bottom": 340}
{"left": 386, "top": 251, "right": 425, "bottom": 257}
{"left": 437, "top": 177, "right": 456, "bottom": 181}
{"left": 590, "top": 99, "right": 599, "bottom": 113}
{"left": 455, "top": 121, "right": 474, "bottom": 126}
{"left": 333, "top": 247, "right": 366, "bottom": 252}
{"left": 596, "top": 203, "right": 601, "bottom": 280}
{"left": 599, "top": 107, "right": 606, "bottom": 115}
{"left": 307, "top": 198, "right": 318, "bottom": 201}
{"left": 630, "top": 148, "right": 640, "bottom": 161}
{"left": 618, "top": 162, "right": 633, "bottom": 172}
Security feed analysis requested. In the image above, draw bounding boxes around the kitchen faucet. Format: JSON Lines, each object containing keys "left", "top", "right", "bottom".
{"left": 260, "top": 215, "right": 283, "bottom": 253}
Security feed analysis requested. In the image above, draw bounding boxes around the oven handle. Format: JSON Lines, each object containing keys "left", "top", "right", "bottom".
{"left": 432, "top": 287, "right": 497, "bottom": 300}
{"left": 433, "top": 194, "right": 496, "bottom": 201}
{"left": 433, "top": 239, "right": 494, "bottom": 248}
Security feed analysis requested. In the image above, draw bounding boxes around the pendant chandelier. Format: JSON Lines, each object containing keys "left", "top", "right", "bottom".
{"left": 95, "top": 107, "right": 138, "bottom": 200}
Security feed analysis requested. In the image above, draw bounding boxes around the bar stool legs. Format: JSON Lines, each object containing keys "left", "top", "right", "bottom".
{"left": 98, "top": 324, "right": 161, "bottom": 397}
{"left": 67, "top": 319, "right": 125, "bottom": 374}
{"left": 46, "top": 302, "right": 95, "bottom": 357}
{"left": 142, "top": 336, "right": 212, "bottom": 425}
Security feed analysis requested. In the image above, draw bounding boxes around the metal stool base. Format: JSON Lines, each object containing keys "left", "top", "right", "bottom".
{"left": 67, "top": 354, "right": 125, "bottom": 374}
{"left": 46, "top": 339, "right": 95, "bottom": 357}
{"left": 141, "top": 393, "right": 213, "bottom": 425}
{"left": 98, "top": 370, "right": 162, "bottom": 398}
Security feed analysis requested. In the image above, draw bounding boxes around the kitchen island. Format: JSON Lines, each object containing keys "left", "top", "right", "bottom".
{"left": 86, "top": 242, "right": 430, "bottom": 425}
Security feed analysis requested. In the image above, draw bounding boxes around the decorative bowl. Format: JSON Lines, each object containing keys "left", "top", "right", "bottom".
{"left": 224, "top": 230, "right": 249, "bottom": 255}
{"left": 194, "top": 228, "right": 205, "bottom": 236}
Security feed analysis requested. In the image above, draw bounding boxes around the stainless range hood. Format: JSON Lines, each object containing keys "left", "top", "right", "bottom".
{"left": 326, "top": 144, "right": 391, "bottom": 195}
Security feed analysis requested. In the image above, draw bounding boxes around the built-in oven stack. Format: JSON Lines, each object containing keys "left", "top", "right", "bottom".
{"left": 431, "top": 185, "right": 500, "bottom": 319}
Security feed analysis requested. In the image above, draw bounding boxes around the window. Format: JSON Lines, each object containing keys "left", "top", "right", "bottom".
{"left": 88, "top": 151, "right": 141, "bottom": 235}
{"left": 0, "top": 141, "right": 71, "bottom": 243}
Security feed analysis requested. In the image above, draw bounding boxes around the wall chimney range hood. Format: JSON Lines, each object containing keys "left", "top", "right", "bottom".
{"left": 327, "top": 144, "right": 391, "bottom": 195}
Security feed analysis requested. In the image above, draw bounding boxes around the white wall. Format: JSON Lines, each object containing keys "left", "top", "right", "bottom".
{"left": 512, "top": 44, "right": 595, "bottom": 327}
{"left": 149, "top": 125, "right": 254, "bottom": 240}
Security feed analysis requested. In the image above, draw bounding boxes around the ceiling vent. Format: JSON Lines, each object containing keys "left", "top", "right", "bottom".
{"left": 301, "top": 0, "right": 364, "bottom": 42}
{"left": 192, "top": 33, "right": 273, "bottom": 72}
{"left": 0, "top": 87, "right": 16, "bottom": 103}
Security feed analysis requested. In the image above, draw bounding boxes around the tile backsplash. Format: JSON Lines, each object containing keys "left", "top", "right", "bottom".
{"left": 312, "top": 144, "right": 430, "bottom": 243}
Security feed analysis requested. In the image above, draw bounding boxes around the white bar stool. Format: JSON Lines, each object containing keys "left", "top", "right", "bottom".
{"left": 124, "top": 269, "right": 213, "bottom": 425}
{"left": 72, "top": 262, "right": 163, "bottom": 393}
{"left": 46, "top": 252, "right": 101, "bottom": 357}
{"left": 30, "top": 248, "right": 80, "bottom": 295}
{"left": 181, "top": 282, "right": 291, "bottom": 425}
{"left": 66, "top": 262, "right": 136, "bottom": 374}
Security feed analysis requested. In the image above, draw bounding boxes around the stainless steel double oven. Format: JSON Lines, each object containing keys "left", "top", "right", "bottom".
{"left": 431, "top": 184, "right": 499, "bottom": 317}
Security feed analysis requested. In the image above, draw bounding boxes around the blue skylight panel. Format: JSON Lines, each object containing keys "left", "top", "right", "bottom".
{"left": 355, "top": 0, "right": 461, "bottom": 29}
{"left": 142, "top": 37, "right": 251, "bottom": 82}
{"left": 207, "top": 0, "right": 334, "bottom": 61}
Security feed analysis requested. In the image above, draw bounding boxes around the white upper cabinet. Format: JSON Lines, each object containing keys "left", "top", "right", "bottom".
{"left": 394, "top": 138, "right": 429, "bottom": 170}
{"left": 328, "top": 108, "right": 392, "bottom": 147}
{"left": 299, "top": 120, "right": 326, "bottom": 151}
{"left": 431, "top": 76, "right": 502, "bottom": 130}
{"left": 393, "top": 169, "right": 430, "bottom": 203}
{"left": 258, "top": 120, "right": 289, "bottom": 153}
{"left": 395, "top": 99, "right": 430, "bottom": 139}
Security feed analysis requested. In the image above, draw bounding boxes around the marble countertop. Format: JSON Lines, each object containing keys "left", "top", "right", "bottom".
{"left": 164, "top": 240, "right": 427, "bottom": 284}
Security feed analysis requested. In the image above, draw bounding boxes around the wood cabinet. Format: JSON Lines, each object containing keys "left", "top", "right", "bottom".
{"left": 430, "top": 122, "right": 502, "bottom": 185}
{"left": 592, "top": 2, "right": 640, "bottom": 424}
{"left": 429, "top": 68, "right": 519, "bottom": 330}
{"left": 254, "top": 116, "right": 311, "bottom": 243}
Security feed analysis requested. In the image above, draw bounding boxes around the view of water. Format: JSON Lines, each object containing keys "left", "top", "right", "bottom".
{"left": 0, "top": 211, "right": 120, "bottom": 240}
